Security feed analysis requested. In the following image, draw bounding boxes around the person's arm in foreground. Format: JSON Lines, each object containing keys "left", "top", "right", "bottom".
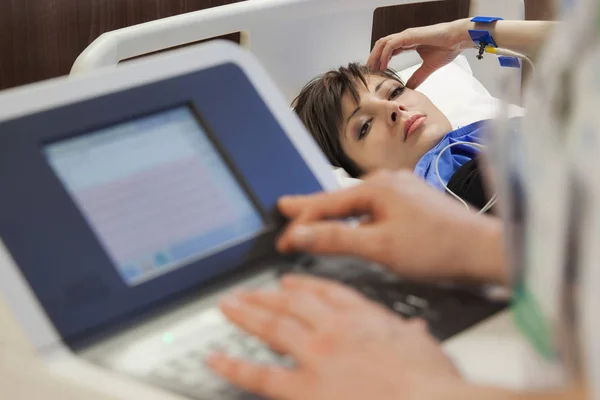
{"left": 368, "top": 18, "right": 559, "bottom": 89}
{"left": 206, "top": 275, "right": 585, "bottom": 400}
{"left": 206, "top": 172, "right": 585, "bottom": 399}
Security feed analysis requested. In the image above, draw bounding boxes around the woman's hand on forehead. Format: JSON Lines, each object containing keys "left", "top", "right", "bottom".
{"left": 368, "top": 20, "right": 470, "bottom": 89}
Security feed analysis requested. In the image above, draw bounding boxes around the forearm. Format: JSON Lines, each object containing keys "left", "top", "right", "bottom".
{"left": 448, "top": 213, "right": 509, "bottom": 286}
{"left": 454, "top": 18, "right": 560, "bottom": 57}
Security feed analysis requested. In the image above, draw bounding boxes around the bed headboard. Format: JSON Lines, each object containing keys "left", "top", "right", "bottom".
{"left": 2, "top": 0, "right": 535, "bottom": 100}
{"left": 69, "top": 0, "right": 524, "bottom": 104}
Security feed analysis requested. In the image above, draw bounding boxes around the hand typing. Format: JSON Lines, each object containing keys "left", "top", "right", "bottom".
{"left": 207, "top": 274, "right": 463, "bottom": 400}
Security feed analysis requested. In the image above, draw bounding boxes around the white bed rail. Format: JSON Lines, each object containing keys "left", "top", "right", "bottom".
{"left": 71, "top": 0, "right": 524, "bottom": 102}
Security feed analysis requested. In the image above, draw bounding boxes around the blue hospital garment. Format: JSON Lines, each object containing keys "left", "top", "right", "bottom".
{"left": 414, "top": 120, "right": 488, "bottom": 191}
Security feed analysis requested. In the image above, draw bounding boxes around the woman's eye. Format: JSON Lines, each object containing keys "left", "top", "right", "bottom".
{"left": 389, "top": 86, "right": 405, "bottom": 100}
{"left": 358, "top": 120, "right": 371, "bottom": 140}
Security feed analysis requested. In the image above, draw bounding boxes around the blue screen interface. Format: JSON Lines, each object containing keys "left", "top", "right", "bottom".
{"left": 44, "top": 107, "right": 265, "bottom": 286}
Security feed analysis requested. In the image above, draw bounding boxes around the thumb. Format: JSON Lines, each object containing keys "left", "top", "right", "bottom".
{"left": 405, "top": 62, "right": 437, "bottom": 90}
{"left": 277, "top": 222, "right": 380, "bottom": 259}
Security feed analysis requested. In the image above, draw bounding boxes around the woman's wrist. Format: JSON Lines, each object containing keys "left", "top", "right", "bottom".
{"left": 450, "top": 18, "right": 559, "bottom": 57}
{"left": 451, "top": 18, "right": 477, "bottom": 51}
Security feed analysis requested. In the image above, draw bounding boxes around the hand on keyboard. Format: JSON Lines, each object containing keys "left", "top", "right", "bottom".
{"left": 277, "top": 170, "right": 508, "bottom": 286}
{"left": 281, "top": 255, "right": 506, "bottom": 341}
{"left": 206, "top": 274, "right": 465, "bottom": 400}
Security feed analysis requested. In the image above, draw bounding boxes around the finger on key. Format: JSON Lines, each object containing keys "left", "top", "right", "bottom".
{"left": 207, "top": 353, "right": 305, "bottom": 400}
{"left": 240, "top": 290, "right": 334, "bottom": 328}
{"left": 220, "top": 295, "right": 311, "bottom": 360}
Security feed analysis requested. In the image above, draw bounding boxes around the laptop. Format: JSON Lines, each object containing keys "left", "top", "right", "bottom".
{"left": 0, "top": 41, "right": 506, "bottom": 400}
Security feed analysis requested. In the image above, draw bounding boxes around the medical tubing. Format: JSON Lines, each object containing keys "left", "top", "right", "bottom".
{"left": 435, "top": 141, "right": 496, "bottom": 215}
{"left": 485, "top": 47, "right": 536, "bottom": 72}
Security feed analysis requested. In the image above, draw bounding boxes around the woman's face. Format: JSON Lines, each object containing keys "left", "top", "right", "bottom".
{"left": 340, "top": 75, "right": 452, "bottom": 174}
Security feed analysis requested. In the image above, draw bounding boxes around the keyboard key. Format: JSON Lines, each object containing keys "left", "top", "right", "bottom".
{"left": 207, "top": 342, "right": 227, "bottom": 354}
{"left": 422, "top": 308, "right": 439, "bottom": 322}
{"left": 178, "top": 356, "right": 201, "bottom": 370}
{"left": 216, "top": 384, "right": 243, "bottom": 399}
{"left": 180, "top": 373, "right": 202, "bottom": 387}
{"left": 151, "top": 366, "right": 178, "bottom": 380}
{"left": 381, "top": 288, "right": 406, "bottom": 303}
{"left": 186, "top": 349, "right": 207, "bottom": 361}
{"left": 406, "top": 295, "right": 429, "bottom": 308}
{"left": 167, "top": 359, "right": 187, "bottom": 372}
{"left": 392, "top": 301, "right": 417, "bottom": 316}
{"left": 299, "top": 256, "right": 316, "bottom": 268}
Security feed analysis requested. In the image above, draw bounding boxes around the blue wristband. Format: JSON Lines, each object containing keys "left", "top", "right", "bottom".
{"left": 468, "top": 16, "right": 503, "bottom": 47}
{"left": 470, "top": 16, "right": 504, "bottom": 24}
{"left": 469, "top": 30, "right": 499, "bottom": 48}
{"left": 469, "top": 16, "right": 504, "bottom": 59}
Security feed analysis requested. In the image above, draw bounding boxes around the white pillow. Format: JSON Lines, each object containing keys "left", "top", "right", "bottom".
{"left": 393, "top": 55, "right": 524, "bottom": 129}
{"left": 332, "top": 168, "right": 361, "bottom": 187}
{"left": 332, "top": 55, "right": 525, "bottom": 188}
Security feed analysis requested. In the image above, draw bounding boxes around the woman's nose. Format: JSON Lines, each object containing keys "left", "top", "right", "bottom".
{"left": 389, "top": 104, "right": 407, "bottom": 124}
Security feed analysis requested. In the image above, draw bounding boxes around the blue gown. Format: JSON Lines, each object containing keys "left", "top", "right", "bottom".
{"left": 414, "top": 120, "right": 488, "bottom": 191}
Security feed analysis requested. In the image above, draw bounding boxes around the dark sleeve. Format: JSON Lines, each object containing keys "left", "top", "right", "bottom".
{"left": 446, "top": 157, "right": 494, "bottom": 214}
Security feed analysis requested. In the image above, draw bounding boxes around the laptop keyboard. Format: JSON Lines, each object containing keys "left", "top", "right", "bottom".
{"left": 280, "top": 255, "right": 508, "bottom": 341}
{"left": 134, "top": 255, "right": 507, "bottom": 399}
{"left": 142, "top": 318, "right": 290, "bottom": 400}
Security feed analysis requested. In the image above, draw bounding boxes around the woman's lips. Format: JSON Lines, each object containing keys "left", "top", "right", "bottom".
{"left": 404, "top": 114, "right": 426, "bottom": 141}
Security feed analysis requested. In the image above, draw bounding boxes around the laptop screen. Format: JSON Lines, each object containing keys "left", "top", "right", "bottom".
{"left": 44, "top": 106, "right": 265, "bottom": 287}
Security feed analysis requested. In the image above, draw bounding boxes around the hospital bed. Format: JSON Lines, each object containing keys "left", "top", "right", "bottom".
{"left": 71, "top": 0, "right": 526, "bottom": 106}
{"left": 71, "top": 0, "right": 528, "bottom": 189}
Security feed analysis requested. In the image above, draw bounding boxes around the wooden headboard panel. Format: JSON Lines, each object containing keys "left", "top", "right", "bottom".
{"left": 0, "top": 0, "right": 470, "bottom": 91}
{"left": 0, "top": 0, "right": 549, "bottom": 91}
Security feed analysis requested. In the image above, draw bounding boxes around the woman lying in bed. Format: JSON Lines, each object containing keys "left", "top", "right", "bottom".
{"left": 293, "top": 63, "right": 494, "bottom": 211}
{"left": 292, "top": 18, "right": 556, "bottom": 212}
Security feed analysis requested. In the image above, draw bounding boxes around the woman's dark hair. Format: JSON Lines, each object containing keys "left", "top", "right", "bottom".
{"left": 292, "top": 63, "right": 404, "bottom": 178}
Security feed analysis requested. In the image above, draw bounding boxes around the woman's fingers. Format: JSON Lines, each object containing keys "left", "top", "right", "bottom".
{"left": 239, "top": 290, "right": 334, "bottom": 328}
{"left": 368, "top": 28, "right": 437, "bottom": 70}
{"left": 220, "top": 296, "right": 311, "bottom": 361}
{"left": 368, "top": 34, "right": 416, "bottom": 70}
{"left": 379, "top": 37, "right": 406, "bottom": 71}
{"left": 207, "top": 353, "right": 304, "bottom": 400}
{"left": 367, "top": 36, "right": 391, "bottom": 70}
{"left": 405, "top": 62, "right": 437, "bottom": 89}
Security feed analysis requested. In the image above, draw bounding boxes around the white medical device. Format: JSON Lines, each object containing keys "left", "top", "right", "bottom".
{"left": 0, "top": 41, "right": 510, "bottom": 400}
